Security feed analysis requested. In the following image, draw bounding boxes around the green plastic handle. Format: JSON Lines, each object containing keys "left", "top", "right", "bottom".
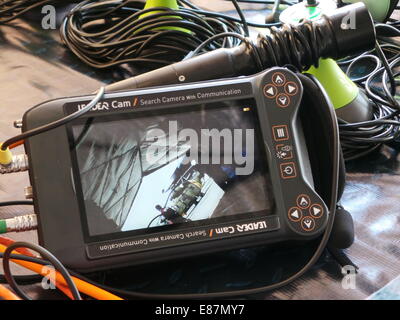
{"left": 307, "top": 59, "right": 359, "bottom": 110}
{"left": 143, "top": 0, "right": 179, "bottom": 12}
{"left": 279, "top": 1, "right": 360, "bottom": 109}
{"left": 140, "top": 0, "right": 189, "bottom": 33}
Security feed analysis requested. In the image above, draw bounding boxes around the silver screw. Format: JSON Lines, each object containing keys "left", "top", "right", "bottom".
{"left": 13, "top": 120, "right": 23, "bottom": 129}
{"left": 24, "top": 186, "right": 33, "bottom": 199}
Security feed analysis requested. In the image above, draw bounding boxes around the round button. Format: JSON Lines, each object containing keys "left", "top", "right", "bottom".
{"left": 272, "top": 72, "right": 286, "bottom": 86}
{"left": 309, "top": 204, "right": 324, "bottom": 219}
{"left": 288, "top": 207, "right": 303, "bottom": 222}
{"left": 285, "top": 82, "right": 299, "bottom": 96}
{"left": 297, "top": 194, "right": 311, "bottom": 209}
{"left": 276, "top": 93, "right": 290, "bottom": 108}
{"left": 301, "top": 216, "right": 316, "bottom": 232}
{"left": 263, "top": 84, "right": 277, "bottom": 99}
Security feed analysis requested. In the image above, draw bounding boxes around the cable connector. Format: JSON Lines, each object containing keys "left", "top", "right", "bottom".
{"left": 0, "top": 143, "right": 12, "bottom": 166}
{"left": 0, "top": 214, "right": 37, "bottom": 234}
{"left": 0, "top": 153, "right": 29, "bottom": 174}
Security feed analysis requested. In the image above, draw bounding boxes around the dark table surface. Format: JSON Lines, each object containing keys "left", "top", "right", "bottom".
{"left": 0, "top": 1, "right": 399, "bottom": 300}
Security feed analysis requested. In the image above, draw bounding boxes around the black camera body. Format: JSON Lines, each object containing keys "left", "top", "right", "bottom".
{"left": 23, "top": 67, "right": 337, "bottom": 272}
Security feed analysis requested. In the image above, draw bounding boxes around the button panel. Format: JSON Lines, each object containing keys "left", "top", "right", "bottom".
{"left": 262, "top": 68, "right": 326, "bottom": 235}
{"left": 264, "top": 70, "right": 300, "bottom": 172}
{"left": 287, "top": 194, "right": 326, "bottom": 234}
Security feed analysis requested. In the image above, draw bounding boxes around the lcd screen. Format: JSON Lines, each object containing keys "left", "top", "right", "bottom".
{"left": 70, "top": 100, "right": 275, "bottom": 239}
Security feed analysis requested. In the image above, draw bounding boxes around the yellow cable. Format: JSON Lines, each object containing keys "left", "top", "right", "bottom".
{"left": 0, "top": 143, "right": 12, "bottom": 166}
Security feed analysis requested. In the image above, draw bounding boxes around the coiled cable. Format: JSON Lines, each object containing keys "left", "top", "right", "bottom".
{"left": 337, "top": 22, "right": 400, "bottom": 161}
{"left": 256, "top": 21, "right": 327, "bottom": 71}
{"left": 2, "top": 241, "right": 82, "bottom": 300}
{"left": 60, "top": 0, "right": 293, "bottom": 70}
{"left": 0, "top": 0, "right": 56, "bottom": 24}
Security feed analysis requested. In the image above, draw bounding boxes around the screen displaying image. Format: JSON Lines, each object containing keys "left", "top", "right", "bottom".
{"left": 71, "top": 101, "right": 275, "bottom": 237}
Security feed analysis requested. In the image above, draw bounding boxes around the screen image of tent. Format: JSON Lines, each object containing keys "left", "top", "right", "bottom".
{"left": 71, "top": 101, "right": 275, "bottom": 237}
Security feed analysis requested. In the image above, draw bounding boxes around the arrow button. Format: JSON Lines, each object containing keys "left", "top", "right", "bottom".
{"left": 301, "top": 217, "right": 315, "bottom": 232}
{"left": 263, "top": 84, "right": 277, "bottom": 99}
{"left": 272, "top": 72, "right": 286, "bottom": 86}
{"left": 309, "top": 204, "right": 324, "bottom": 218}
{"left": 276, "top": 93, "right": 290, "bottom": 108}
{"left": 288, "top": 207, "right": 302, "bottom": 222}
{"left": 285, "top": 82, "right": 299, "bottom": 96}
{"left": 297, "top": 194, "right": 311, "bottom": 209}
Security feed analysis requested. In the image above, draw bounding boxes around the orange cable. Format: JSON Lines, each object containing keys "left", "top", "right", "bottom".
{"left": 9, "top": 140, "right": 24, "bottom": 149}
{"left": 0, "top": 284, "right": 21, "bottom": 300}
{"left": 0, "top": 236, "right": 34, "bottom": 256}
{"left": 0, "top": 243, "right": 123, "bottom": 300}
{"left": 0, "top": 237, "right": 74, "bottom": 299}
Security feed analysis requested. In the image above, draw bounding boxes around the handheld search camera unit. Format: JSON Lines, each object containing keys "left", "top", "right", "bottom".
{"left": 25, "top": 68, "right": 335, "bottom": 271}
{"left": 18, "top": 3, "right": 375, "bottom": 272}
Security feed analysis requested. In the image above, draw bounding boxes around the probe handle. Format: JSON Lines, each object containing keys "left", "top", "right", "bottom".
{"left": 106, "top": 3, "right": 376, "bottom": 92}
{"left": 105, "top": 44, "right": 256, "bottom": 92}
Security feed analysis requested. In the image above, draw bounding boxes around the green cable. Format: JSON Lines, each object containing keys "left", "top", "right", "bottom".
{"left": 0, "top": 215, "right": 37, "bottom": 234}
{"left": 0, "top": 220, "right": 7, "bottom": 234}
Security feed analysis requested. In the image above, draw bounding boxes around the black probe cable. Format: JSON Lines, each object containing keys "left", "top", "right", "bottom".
{"left": 334, "top": 18, "right": 400, "bottom": 160}
{"left": 184, "top": 32, "right": 246, "bottom": 58}
{"left": 60, "top": 0, "right": 286, "bottom": 70}
{"left": 0, "top": 201, "right": 33, "bottom": 207}
{"left": 2, "top": 242, "right": 82, "bottom": 300}
{"left": 265, "top": 0, "right": 280, "bottom": 23}
{"left": 0, "top": 87, "right": 105, "bottom": 151}
{"left": 179, "top": 0, "right": 284, "bottom": 27}
{"left": 337, "top": 40, "right": 400, "bottom": 161}
{"left": 0, "top": 0, "right": 54, "bottom": 24}
{"left": 61, "top": 1, "right": 243, "bottom": 68}
{"left": 0, "top": 0, "right": 78, "bottom": 24}
{"left": 230, "top": 0, "right": 250, "bottom": 36}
